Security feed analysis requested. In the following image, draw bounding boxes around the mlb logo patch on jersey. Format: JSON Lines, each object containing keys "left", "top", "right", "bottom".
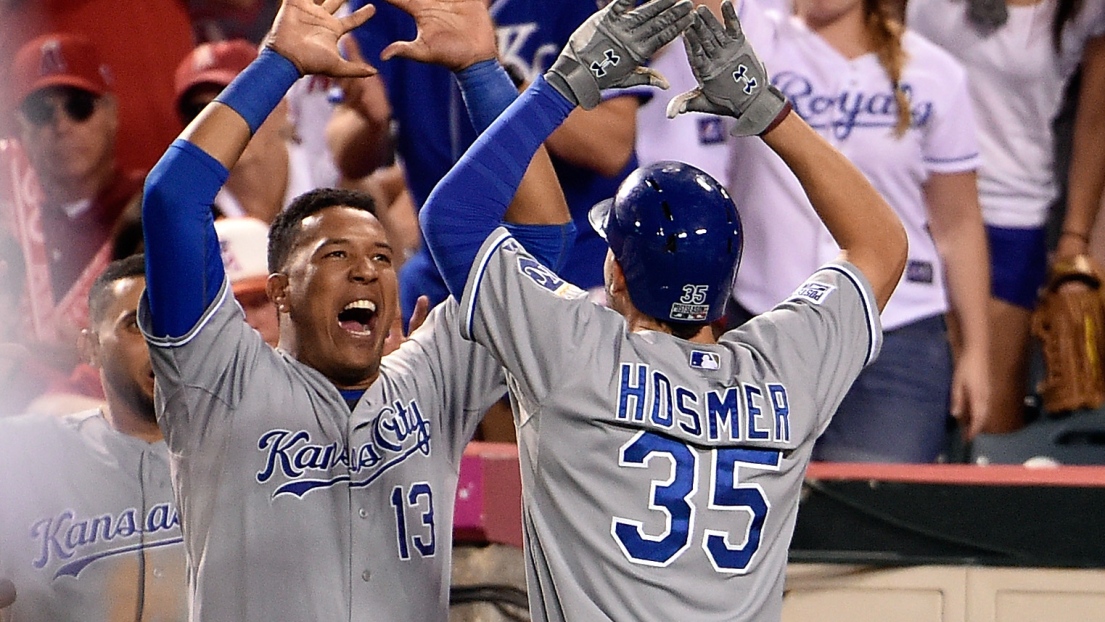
{"left": 791, "top": 281, "right": 836, "bottom": 305}
{"left": 689, "top": 350, "right": 721, "bottom": 370}
{"left": 517, "top": 256, "right": 584, "bottom": 298}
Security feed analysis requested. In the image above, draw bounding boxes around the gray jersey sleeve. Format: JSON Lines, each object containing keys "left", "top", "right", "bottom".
{"left": 731, "top": 260, "right": 882, "bottom": 438}
{"left": 458, "top": 229, "right": 612, "bottom": 407}
{"left": 138, "top": 278, "right": 268, "bottom": 450}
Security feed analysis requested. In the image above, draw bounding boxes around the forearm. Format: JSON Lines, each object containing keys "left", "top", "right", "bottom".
{"left": 1059, "top": 35, "right": 1105, "bottom": 255}
{"left": 143, "top": 48, "right": 299, "bottom": 337}
{"left": 420, "top": 77, "right": 575, "bottom": 296}
{"left": 326, "top": 105, "right": 394, "bottom": 179}
{"left": 545, "top": 96, "right": 637, "bottom": 176}
{"left": 924, "top": 171, "right": 990, "bottom": 356}
{"left": 934, "top": 215, "right": 990, "bottom": 356}
{"left": 142, "top": 140, "right": 229, "bottom": 338}
{"left": 456, "top": 60, "right": 571, "bottom": 227}
{"left": 760, "top": 112, "right": 907, "bottom": 308}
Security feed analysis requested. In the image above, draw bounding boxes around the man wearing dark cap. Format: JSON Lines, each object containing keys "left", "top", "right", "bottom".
{"left": 174, "top": 39, "right": 317, "bottom": 224}
{"left": 6, "top": 34, "right": 145, "bottom": 344}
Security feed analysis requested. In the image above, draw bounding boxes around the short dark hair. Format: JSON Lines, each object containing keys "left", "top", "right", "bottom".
{"left": 665, "top": 320, "right": 711, "bottom": 341}
{"left": 88, "top": 254, "right": 146, "bottom": 325}
{"left": 268, "top": 188, "right": 377, "bottom": 272}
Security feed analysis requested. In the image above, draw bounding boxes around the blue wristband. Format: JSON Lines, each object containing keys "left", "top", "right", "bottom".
{"left": 214, "top": 47, "right": 301, "bottom": 134}
{"left": 455, "top": 59, "right": 519, "bottom": 132}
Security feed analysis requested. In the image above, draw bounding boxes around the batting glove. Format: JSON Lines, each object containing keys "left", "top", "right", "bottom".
{"left": 666, "top": 1, "right": 790, "bottom": 136}
{"left": 546, "top": 0, "right": 695, "bottom": 110}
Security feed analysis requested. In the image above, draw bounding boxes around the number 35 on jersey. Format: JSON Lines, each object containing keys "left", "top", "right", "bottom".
{"left": 612, "top": 431, "right": 782, "bottom": 574}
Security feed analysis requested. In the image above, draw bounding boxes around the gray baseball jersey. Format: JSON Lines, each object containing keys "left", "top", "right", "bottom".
{"left": 0, "top": 410, "right": 185, "bottom": 621}
{"left": 458, "top": 229, "right": 882, "bottom": 621}
{"left": 138, "top": 279, "right": 503, "bottom": 621}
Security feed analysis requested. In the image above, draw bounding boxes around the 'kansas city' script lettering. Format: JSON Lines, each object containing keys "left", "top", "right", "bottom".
{"left": 256, "top": 400, "right": 431, "bottom": 499}
{"left": 30, "top": 504, "right": 181, "bottom": 578}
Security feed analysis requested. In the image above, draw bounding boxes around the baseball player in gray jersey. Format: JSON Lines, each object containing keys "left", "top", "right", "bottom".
{"left": 136, "top": 0, "right": 573, "bottom": 619}
{"left": 0, "top": 255, "right": 185, "bottom": 622}
{"left": 418, "top": 0, "right": 908, "bottom": 619}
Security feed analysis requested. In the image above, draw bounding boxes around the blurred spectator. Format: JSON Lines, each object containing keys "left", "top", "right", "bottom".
{"left": 0, "top": 233, "right": 38, "bottom": 415}
{"left": 702, "top": 0, "right": 990, "bottom": 461}
{"left": 190, "top": 0, "right": 273, "bottom": 44}
{"left": 331, "top": 0, "right": 645, "bottom": 326}
{"left": 174, "top": 39, "right": 317, "bottom": 223}
{"left": 908, "top": 0, "right": 1105, "bottom": 431}
{"left": 0, "top": 0, "right": 195, "bottom": 172}
{"left": 286, "top": 74, "right": 342, "bottom": 190}
{"left": 214, "top": 217, "right": 278, "bottom": 346}
{"left": 0, "top": 255, "right": 185, "bottom": 620}
{"left": 0, "top": 35, "right": 142, "bottom": 393}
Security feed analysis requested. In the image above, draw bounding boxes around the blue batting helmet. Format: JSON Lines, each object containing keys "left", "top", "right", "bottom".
{"left": 589, "top": 161, "right": 742, "bottom": 324}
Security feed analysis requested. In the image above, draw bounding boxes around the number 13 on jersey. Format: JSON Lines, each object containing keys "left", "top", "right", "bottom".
{"left": 611, "top": 431, "right": 782, "bottom": 574}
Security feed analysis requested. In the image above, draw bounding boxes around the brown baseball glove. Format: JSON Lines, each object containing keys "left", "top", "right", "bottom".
{"left": 1032, "top": 255, "right": 1105, "bottom": 414}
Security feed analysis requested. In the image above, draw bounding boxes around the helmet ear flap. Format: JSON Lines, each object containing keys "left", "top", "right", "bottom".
{"left": 591, "top": 161, "right": 743, "bottom": 325}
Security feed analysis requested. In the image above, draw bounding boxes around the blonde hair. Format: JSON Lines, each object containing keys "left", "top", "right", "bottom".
{"left": 865, "top": 0, "right": 911, "bottom": 137}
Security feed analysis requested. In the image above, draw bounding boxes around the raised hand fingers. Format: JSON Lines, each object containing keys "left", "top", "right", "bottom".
{"left": 407, "top": 295, "right": 431, "bottom": 335}
{"left": 640, "top": 0, "right": 695, "bottom": 39}
{"left": 720, "top": 1, "right": 744, "bottom": 41}
{"left": 320, "top": 0, "right": 344, "bottom": 14}
{"left": 339, "top": 2, "right": 377, "bottom": 32}
{"left": 607, "top": 0, "right": 638, "bottom": 17}
{"left": 380, "top": 38, "right": 422, "bottom": 62}
{"left": 686, "top": 12, "right": 719, "bottom": 58}
{"left": 694, "top": 6, "right": 727, "bottom": 50}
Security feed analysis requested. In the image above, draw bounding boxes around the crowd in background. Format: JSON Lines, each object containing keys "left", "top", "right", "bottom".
{"left": 1, "top": 0, "right": 1103, "bottom": 456}
{"left": 0, "top": 0, "right": 1103, "bottom": 620}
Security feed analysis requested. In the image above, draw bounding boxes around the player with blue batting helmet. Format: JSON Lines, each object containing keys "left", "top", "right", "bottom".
{"left": 589, "top": 161, "right": 743, "bottom": 324}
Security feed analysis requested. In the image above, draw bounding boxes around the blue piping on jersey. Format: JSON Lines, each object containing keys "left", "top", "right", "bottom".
{"left": 421, "top": 77, "right": 575, "bottom": 298}
{"left": 820, "top": 264, "right": 880, "bottom": 366}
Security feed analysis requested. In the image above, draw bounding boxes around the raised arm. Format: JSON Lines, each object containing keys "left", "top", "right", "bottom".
{"left": 669, "top": 2, "right": 907, "bottom": 309}
{"left": 142, "top": 0, "right": 376, "bottom": 338}
{"left": 418, "top": 0, "right": 694, "bottom": 297}
{"left": 380, "top": 0, "right": 569, "bottom": 228}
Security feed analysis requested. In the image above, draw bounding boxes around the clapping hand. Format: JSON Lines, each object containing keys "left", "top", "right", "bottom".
{"left": 546, "top": 0, "right": 695, "bottom": 109}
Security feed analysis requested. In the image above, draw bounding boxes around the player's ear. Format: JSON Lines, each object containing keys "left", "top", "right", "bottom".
{"left": 607, "top": 257, "right": 628, "bottom": 297}
{"left": 267, "top": 272, "right": 291, "bottom": 314}
{"left": 79, "top": 327, "right": 101, "bottom": 368}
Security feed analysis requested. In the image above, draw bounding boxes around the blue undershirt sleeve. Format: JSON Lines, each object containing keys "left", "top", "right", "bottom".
{"left": 142, "top": 140, "right": 228, "bottom": 339}
{"left": 454, "top": 60, "right": 576, "bottom": 273}
{"left": 420, "top": 77, "right": 575, "bottom": 298}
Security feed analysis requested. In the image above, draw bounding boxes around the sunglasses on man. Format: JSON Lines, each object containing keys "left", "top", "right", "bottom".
{"left": 19, "top": 88, "right": 100, "bottom": 127}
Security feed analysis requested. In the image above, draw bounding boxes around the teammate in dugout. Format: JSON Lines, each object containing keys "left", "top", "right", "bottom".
{"left": 0, "top": 255, "right": 185, "bottom": 621}
{"left": 418, "top": 0, "right": 907, "bottom": 619}
{"left": 136, "top": 0, "right": 576, "bottom": 619}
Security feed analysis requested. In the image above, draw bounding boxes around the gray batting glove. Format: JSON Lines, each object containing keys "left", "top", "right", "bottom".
{"left": 666, "top": 1, "right": 790, "bottom": 136}
{"left": 546, "top": 0, "right": 695, "bottom": 110}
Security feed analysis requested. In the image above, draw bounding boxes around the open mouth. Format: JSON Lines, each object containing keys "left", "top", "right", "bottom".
{"left": 337, "top": 299, "right": 377, "bottom": 337}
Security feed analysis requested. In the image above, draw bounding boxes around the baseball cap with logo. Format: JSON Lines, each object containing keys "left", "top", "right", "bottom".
{"left": 174, "top": 40, "right": 258, "bottom": 107}
{"left": 214, "top": 217, "right": 270, "bottom": 296}
{"left": 11, "top": 34, "right": 114, "bottom": 105}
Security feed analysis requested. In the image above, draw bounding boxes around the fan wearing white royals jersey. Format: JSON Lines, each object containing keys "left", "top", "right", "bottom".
{"left": 908, "top": 0, "right": 1105, "bottom": 432}
{"left": 418, "top": 0, "right": 907, "bottom": 618}
{"left": 136, "top": 0, "right": 576, "bottom": 619}
{"left": 707, "top": 0, "right": 991, "bottom": 462}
